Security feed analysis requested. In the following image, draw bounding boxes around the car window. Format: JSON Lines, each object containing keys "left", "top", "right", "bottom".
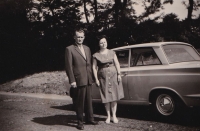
{"left": 131, "top": 47, "right": 161, "bottom": 66}
{"left": 163, "top": 44, "right": 200, "bottom": 63}
{"left": 130, "top": 52, "right": 137, "bottom": 66}
{"left": 115, "top": 50, "right": 129, "bottom": 68}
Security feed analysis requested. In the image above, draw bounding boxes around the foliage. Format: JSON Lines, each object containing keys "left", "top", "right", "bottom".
{"left": 0, "top": 0, "right": 200, "bottom": 83}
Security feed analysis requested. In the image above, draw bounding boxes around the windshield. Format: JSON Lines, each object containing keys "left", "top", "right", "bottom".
{"left": 163, "top": 44, "right": 200, "bottom": 64}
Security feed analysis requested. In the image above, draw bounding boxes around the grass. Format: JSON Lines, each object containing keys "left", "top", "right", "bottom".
{"left": 0, "top": 71, "right": 71, "bottom": 95}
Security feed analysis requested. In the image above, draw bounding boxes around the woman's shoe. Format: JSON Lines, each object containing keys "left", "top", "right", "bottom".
{"left": 113, "top": 117, "right": 118, "bottom": 124}
{"left": 105, "top": 118, "right": 110, "bottom": 124}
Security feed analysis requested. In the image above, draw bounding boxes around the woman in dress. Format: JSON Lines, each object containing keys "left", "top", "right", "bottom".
{"left": 92, "top": 35, "right": 124, "bottom": 124}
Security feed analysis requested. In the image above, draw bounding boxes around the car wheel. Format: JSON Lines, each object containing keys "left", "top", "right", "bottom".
{"left": 155, "top": 94, "right": 175, "bottom": 116}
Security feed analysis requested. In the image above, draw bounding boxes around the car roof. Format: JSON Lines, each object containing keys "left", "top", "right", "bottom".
{"left": 112, "top": 42, "right": 191, "bottom": 50}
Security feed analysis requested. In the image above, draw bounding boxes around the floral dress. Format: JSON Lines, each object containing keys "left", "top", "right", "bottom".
{"left": 93, "top": 50, "right": 124, "bottom": 103}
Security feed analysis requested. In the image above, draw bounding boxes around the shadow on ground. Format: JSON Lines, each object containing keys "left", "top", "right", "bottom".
{"left": 32, "top": 115, "right": 77, "bottom": 128}
{"left": 51, "top": 104, "right": 74, "bottom": 111}
{"left": 32, "top": 104, "right": 104, "bottom": 127}
{"left": 114, "top": 104, "right": 200, "bottom": 127}
{"left": 32, "top": 115, "right": 104, "bottom": 127}
{"left": 50, "top": 103, "right": 200, "bottom": 128}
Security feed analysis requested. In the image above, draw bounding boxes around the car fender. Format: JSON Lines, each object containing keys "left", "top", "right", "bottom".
{"left": 149, "top": 86, "right": 187, "bottom": 105}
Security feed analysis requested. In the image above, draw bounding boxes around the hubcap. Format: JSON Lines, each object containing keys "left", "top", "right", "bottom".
{"left": 156, "top": 94, "right": 175, "bottom": 116}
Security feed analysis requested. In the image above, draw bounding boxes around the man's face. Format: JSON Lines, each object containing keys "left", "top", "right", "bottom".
{"left": 74, "top": 31, "right": 85, "bottom": 45}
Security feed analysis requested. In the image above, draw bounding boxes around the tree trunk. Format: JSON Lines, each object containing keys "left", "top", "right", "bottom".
{"left": 94, "top": 0, "right": 98, "bottom": 22}
{"left": 187, "top": 0, "right": 193, "bottom": 21}
{"left": 121, "top": 0, "right": 127, "bottom": 19}
{"left": 114, "top": 0, "right": 121, "bottom": 27}
{"left": 83, "top": 0, "right": 89, "bottom": 23}
{"left": 187, "top": 0, "right": 193, "bottom": 29}
{"left": 122, "top": 0, "right": 127, "bottom": 10}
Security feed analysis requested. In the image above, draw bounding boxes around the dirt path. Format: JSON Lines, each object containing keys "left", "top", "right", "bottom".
{"left": 0, "top": 92, "right": 200, "bottom": 131}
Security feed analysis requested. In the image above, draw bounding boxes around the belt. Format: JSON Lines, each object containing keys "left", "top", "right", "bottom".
{"left": 99, "top": 63, "right": 114, "bottom": 68}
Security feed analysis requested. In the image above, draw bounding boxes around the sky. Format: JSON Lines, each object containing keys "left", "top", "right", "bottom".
{"left": 132, "top": 0, "right": 200, "bottom": 21}
{"left": 80, "top": 0, "right": 200, "bottom": 22}
{"left": 32, "top": 0, "right": 200, "bottom": 22}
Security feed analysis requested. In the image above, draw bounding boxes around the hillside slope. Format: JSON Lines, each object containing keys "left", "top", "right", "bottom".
{"left": 0, "top": 71, "right": 70, "bottom": 95}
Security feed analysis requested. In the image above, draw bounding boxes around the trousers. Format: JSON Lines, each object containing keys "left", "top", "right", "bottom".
{"left": 73, "top": 84, "right": 94, "bottom": 125}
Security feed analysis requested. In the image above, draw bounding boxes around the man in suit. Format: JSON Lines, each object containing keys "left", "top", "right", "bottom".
{"left": 65, "top": 28, "right": 98, "bottom": 130}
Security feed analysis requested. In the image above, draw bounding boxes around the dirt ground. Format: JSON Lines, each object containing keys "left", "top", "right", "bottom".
{"left": 0, "top": 92, "right": 200, "bottom": 131}
{"left": 0, "top": 71, "right": 200, "bottom": 131}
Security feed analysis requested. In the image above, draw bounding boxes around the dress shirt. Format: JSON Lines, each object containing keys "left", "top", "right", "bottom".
{"left": 78, "top": 45, "right": 86, "bottom": 59}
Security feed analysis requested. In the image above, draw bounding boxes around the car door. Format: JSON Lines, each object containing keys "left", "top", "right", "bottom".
{"left": 115, "top": 49, "right": 130, "bottom": 100}
{"left": 127, "top": 47, "right": 162, "bottom": 103}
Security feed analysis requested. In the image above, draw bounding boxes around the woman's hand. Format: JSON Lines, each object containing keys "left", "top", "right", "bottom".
{"left": 117, "top": 75, "right": 121, "bottom": 83}
{"left": 96, "top": 79, "right": 100, "bottom": 87}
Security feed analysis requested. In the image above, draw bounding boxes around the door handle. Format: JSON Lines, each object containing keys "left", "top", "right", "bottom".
{"left": 121, "top": 72, "right": 127, "bottom": 77}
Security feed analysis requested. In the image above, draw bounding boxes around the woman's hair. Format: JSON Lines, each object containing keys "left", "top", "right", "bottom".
{"left": 95, "top": 35, "right": 107, "bottom": 51}
{"left": 97, "top": 35, "right": 107, "bottom": 42}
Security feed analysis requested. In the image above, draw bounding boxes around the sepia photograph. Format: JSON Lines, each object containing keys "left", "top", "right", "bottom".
{"left": 0, "top": 0, "right": 200, "bottom": 131}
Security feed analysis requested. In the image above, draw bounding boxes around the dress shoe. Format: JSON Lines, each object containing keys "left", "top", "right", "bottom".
{"left": 86, "top": 121, "right": 99, "bottom": 125}
{"left": 77, "top": 124, "right": 84, "bottom": 130}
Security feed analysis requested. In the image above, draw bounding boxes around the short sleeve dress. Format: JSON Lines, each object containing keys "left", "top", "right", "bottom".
{"left": 93, "top": 50, "right": 124, "bottom": 103}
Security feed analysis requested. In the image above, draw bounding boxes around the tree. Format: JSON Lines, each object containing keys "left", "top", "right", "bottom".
{"left": 187, "top": 0, "right": 194, "bottom": 22}
{"left": 182, "top": 0, "right": 200, "bottom": 29}
{"left": 83, "top": 0, "right": 89, "bottom": 23}
{"left": 27, "top": 0, "right": 82, "bottom": 43}
{"left": 161, "top": 13, "right": 182, "bottom": 41}
{"left": 93, "top": 0, "right": 98, "bottom": 22}
{"left": 163, "top": 13, "right": 179, "bottom": 23}
{"left": 114, "top": 0, "right": 121, "bottom": 27}
{"left": 138, "top": 0, "right": 173, "bottom": 22}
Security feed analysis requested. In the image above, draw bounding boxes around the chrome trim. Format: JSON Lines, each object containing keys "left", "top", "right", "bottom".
{"left": 184, "top": 94, "right": 200, "bottom": 98}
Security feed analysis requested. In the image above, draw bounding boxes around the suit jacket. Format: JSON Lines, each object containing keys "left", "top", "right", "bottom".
{"left": 65, "top": 44, "right": 93, "bottom": 87}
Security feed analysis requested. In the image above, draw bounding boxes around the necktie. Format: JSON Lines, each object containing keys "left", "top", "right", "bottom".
{"left": 79, "top": 45, "right": 86, "bottom": 59}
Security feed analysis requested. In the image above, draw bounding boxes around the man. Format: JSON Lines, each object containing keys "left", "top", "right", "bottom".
{"left": 65, "top": 28, "right": 98, "bottom": 130}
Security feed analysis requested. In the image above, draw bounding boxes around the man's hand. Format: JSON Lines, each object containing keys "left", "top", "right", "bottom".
{"left": 71, "top": 82, "right": 77, "bottom": 88}
{"left": 95, "top": 80, "right": 100, "bottom": 87}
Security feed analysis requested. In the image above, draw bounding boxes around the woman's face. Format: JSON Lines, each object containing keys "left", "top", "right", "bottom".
{"left": 99, "top": 38, "right": 107, "bottom": 49}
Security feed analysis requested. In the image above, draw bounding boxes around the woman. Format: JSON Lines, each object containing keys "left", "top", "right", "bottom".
{"left": 92, "top": 35, "right": 124, "bottom": 124}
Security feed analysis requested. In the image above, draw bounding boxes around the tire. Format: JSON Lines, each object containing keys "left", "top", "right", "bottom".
{"left": 152, "top": 92, "right": 184, "bottom": 117}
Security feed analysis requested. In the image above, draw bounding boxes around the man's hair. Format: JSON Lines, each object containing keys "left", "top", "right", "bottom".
{"left": 74, "top": 27, "right": 85, "bottom": 35}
